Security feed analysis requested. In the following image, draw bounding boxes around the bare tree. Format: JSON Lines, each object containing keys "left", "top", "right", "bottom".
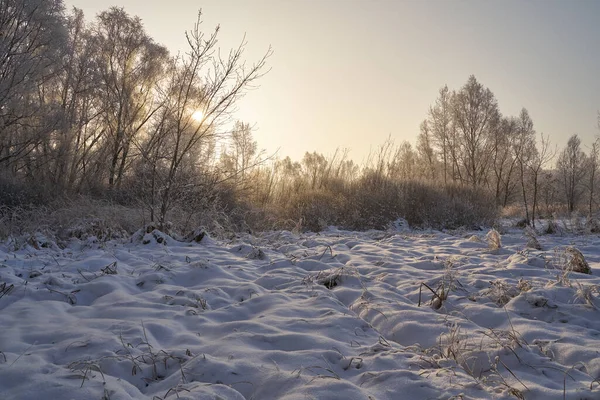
{"left": 540, "top": 170, "right": 558, "bottom": 217}
{"left": 0, "top": 0, "right": 67, "bottom": 169}
{"left": 528, "top": 133, "right": 555, "bottom": 228}
{"left": 302, "top": 152, "right": 328, "bottom": 190}
{"left": 452, "top": 75, "right": 500, "bottom": 187}
{"left": 428, "top": 85, "right": 454, "bottom": 184}
{"left": 145, "top": 12, "right": 270, "bottom": 228}
{"left": 218, "top": 120, "right": 267, "bottom": 199}
{"left": 91, "top": 7, "right": 169, "bottom": 188}
{"left": 585, "top": 137, "right": 599, "bottom": 217}
{"left": 49, "top": 8, "right": 106, "bottom": 191}
{"left": 491, "top": 116, "right": 519, "bottom": 206}
{"left": 514, "top": 108, "right": 537, "bottom": 225}
{"left": 557, "top": 134, "right": 586, "bottom": 213}
{"left": 389, "top": 141, "right": 415, "bottom": 182}
{"left": 416, "top": 120, "right": 436, "bottom": 180}
{"left": 274, "top": 156, "right": 303, "bottom": 200}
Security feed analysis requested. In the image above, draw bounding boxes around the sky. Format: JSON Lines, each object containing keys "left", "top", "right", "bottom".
{"left": 64, "top": 0, "right": 600, "bottom": 164}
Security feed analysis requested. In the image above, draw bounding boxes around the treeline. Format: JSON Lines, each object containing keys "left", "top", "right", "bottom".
{"left": 0, "top": 1, "right": 598, "bottom": 236}
{"left": 412, "top": 78, "right": 600, "bottom": 229}
{"left": 239, "top": 76, "right": 599, "bottom": 232}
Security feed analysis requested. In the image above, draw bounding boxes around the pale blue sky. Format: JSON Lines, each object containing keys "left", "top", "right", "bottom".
{"left": 65, "top": 0, "right": 600, "bottom": 162}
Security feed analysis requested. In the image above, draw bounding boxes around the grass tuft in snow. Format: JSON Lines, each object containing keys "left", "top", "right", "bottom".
{"left": 574, "top": 283, "right": 599, "bottom": 308}
{"left": 544, "top": 219, "right": 560, "bottom": 235}
{"left": 0, "top": 282, "right": 15, "bottom": 300}
{"left": 524, "top": 227, "right": 542, "bottom": 250}
{"left": 418, "top": 282, "right": 448, "bottom": 310}
{"left": 585, "top": 218, "right": 600, "bottom": 233}
{"left": 564, "top": 246, "right": 591, "bottom": 275}
{"left": 68, "top": 359, "right": 106, "bottom": 388}
{"left": 549, "top": 246, "right": 592, "bottom": 286}
{"left": 486, "top": 228, "right": 502, "bottom": 251}
{"left": 485, "top": 281, "right": 520, "bottom": 307}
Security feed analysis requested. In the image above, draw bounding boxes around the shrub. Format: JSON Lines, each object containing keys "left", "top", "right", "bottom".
{"left": 343, "top": 176, "right": 401, "bottom": 230}
{"left": 284, "top": 189, "right": 347, "bottom": 232}
{"left": 0, "top": 177, "right": 53, "bottom": 207}
{"left": 396, "top": 181, "right": 497, "bottom": 230}
{"left": 586, "top": 217, "right": 600, "bottom": 234}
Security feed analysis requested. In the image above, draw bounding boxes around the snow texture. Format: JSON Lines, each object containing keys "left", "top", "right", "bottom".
{"left": 1, "top": 226, "right": 600, "bottom": 399}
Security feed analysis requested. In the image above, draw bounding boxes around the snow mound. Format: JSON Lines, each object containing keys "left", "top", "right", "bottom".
{"left": 1, "top": 229, "right": 600, "bottom": 399}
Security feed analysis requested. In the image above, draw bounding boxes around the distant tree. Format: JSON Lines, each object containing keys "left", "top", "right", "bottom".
{"left": 514, "top": 108, "right": 537, "bottom": 225}
{"left": 557, "top": 134, "right": 586, "bottom": 213}
{"left": 252, "top": 162, "right": 277, "bottom": 206}
{"left": 428, "top": 85, "right": 454, "bottom": 184}
{"left": 491, "top": 116, "right": 519, "bottom": 206}
{"left": 416, "top": 120, "right": 436, "bottom": 180}
{"left": 528, "top": 133, "right": 555, "bottom": 228}
{"left": 322, "top": 148, "right": 352, "bottom": 186}
{"left": 452, "top": 75, "right": 500, "bottom": 187}
{"left": 302, "top": 152, "right": 328, "bottom": 190}
{"left": 387, "top": 141, "right": 415, "bottom": 182}
{"left": 275, "top": 156, "right": 302, "bottom": 198}
{"left": 540, "top": 170, "right": 559, "bottom": 217}
{"left": 585, "top": 137, "right": 600, "bottom": 217}
{"left": 219, "top": 121, "right": 265, "bottom": 196}
{"left": 364, "top": 136, "right": 394, "bottom": 185}
{"left": 591, "top": 112, "right": 600, "bottom": 216}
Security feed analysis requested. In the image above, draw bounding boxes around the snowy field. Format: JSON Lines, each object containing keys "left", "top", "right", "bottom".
{"left": 1, "top": 225, "right": 600, "bottom": 400}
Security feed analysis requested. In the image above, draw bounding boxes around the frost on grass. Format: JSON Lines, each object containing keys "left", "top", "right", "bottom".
{"left": 486, "top": 228, "right": 502, "bottom": 250}
{"left": 549, "top": 246, "right": 592, "bottom": 278}
{"left": 564, "top": 246, "right": 592, "bottom": 274}
{"left": 524, "top": 227, "right": 542, "bottom": 250}
{"left": 544, "top": 219, "right": 560, "bottom": 235}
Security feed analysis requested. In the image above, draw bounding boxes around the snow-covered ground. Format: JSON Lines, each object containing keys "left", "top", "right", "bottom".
{"left": 1, "top": 226, "right": 600, "bottom": 399}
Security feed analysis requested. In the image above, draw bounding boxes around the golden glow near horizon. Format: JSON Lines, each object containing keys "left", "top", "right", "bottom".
{"left": 64, "top": 0, "right": 600, "bottom": 162}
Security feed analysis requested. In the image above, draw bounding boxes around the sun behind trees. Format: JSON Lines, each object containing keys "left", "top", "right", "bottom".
{"left": 0, "top": 2, "right": 272, "bottom": 234}
{"left": 0, "top": 0, "right": 598, "bottom": 237}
